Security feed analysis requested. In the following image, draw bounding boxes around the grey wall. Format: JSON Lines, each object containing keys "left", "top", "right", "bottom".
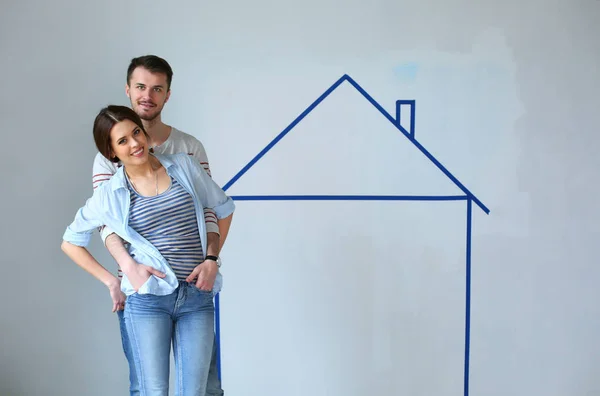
{"left": 1, "top": 0, "right": 599, "bottom": 395}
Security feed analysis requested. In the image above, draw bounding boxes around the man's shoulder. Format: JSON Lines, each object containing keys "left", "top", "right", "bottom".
{"left": 92, "top": 152, "right": 119, "bottom": 189}
{"left": 91, "top": 167, "right": 124, "bottom": 198}
{"left": 164, "top": 127, "right": 208, "bottom": 162}
{"left": 170, "top": 127, "right": 205, "bottom": 147}
{"left": 93, "top": 152, "right": 117, "bottom": 168}
{"left": 171, "top": 127, "right": 204, "bottom": 154}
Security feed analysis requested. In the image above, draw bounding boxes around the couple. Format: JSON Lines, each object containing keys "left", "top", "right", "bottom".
{"left": 61, "top": 55, "right": 233, "bottom": 396}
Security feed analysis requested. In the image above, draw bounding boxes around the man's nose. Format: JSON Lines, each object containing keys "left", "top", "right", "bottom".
{"left": 143, "top": 90, "right": 156, "bottom": 101}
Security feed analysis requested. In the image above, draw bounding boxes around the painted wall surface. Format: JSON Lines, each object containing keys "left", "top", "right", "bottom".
{"left": 1, "top": 1, "right": 599, "bottom": 395}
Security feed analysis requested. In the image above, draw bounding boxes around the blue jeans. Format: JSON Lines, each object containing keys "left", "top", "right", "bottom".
{"left": 118, "top": 282, "right": 224, "bottom": 396}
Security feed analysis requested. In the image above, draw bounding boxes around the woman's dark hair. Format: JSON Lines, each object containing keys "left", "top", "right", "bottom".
{"left": 93, "top": 105, "right": 149, "bottom": 162}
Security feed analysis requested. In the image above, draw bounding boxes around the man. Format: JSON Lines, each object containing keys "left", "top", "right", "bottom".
{"left": 92, "top": 55, "right": 229, "bottom": 396}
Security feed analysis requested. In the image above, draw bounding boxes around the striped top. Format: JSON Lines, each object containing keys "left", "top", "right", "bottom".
{"left": 127, "top": 175, "right": 204, "bottom": 281}
{"left": 91, "top": 127, "right": 220, "bottom": 280}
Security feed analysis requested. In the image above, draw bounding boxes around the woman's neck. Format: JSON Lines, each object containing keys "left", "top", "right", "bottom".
{"left": 124, "top": 156, "right": 159, "bottom": 179}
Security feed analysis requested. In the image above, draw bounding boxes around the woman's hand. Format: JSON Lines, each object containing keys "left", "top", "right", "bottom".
{"left": 107, "top": 279, "right": 126, "bottom": 312}
{"left": 186, "top": 259, "right": 218, "bottom": 291}
{"left": 122, "top": 259, "right": 166, "bottom": 291}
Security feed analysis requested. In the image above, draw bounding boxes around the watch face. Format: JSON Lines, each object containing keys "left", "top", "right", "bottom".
{"left": 217, "top": 257, "right": 222, "bottom": 267}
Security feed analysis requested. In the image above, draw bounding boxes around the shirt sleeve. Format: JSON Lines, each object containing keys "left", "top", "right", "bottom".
{"left": 93, "top": 153, "right": 116, "bottom": 190}
{"left": 188, "top": 139, "right": 220, "bottom": 235}
{"left": 182, "top": 154, "right": 235, "bottom": 220}
{"left": 92, "top": 153, "right": 118, "bottom": 244}
{"left": 62, "top": 189, "right": 105, "bottom": 247}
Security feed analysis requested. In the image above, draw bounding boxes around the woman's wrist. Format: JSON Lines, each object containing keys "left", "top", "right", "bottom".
{"left": 104, "top": 276, "right": 121, "bottom": 290}
{"left": 118, "top": 257, "right": 138, "bottom": 274}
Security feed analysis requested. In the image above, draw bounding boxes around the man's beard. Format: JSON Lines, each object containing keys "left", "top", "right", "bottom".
{"left": 133, "top": 103, "right": 161, "bottom": 121}
{"left": 138, "top": 111, "right": 159, "bottom": 121}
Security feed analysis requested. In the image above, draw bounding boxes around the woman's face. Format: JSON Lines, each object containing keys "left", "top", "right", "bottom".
{"left": 109, "top": 119, "right": 149, "bottom": 166}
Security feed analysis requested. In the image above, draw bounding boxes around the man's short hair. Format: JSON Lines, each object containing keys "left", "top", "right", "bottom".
{"left": 126, "top": 55, "right": 173, "bottom": 89}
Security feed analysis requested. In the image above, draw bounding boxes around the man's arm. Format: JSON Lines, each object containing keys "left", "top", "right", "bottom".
{"left": 189, "top": 139, "right": 232, "bottom": 250}
{"left": 205, "top": 231, "right": 221, "bottom": 257}
{"left": 186, "top": 231, "right": 221, "bottom": 291}
{"left": 217, "top": 214, "right": 233, "bottom": 251}
{"left": 181, "top": 150, "right": 236, "bottom": 290}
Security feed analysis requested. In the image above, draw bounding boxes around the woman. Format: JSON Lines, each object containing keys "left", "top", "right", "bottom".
{"left": 61, "top": 105, "right": 235, "bottom": 395}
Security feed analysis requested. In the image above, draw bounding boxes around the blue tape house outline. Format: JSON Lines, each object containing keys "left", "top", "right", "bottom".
{"left": 215, "top": 74, "right": 489, "bottom": 396}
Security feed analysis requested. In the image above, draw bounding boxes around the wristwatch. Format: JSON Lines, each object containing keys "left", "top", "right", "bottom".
{"left": 205, "top": 255, "right": 221, "bottom": 267}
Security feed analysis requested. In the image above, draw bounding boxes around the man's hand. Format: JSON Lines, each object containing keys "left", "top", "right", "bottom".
{"left": 107, "top": 279, "right": 126, "bottom": 312}
{"left": 122, "top": 260, "right": 167, "bottom": 291}
{"left": 186, "top": 260, "right": 218, "bottom": 291}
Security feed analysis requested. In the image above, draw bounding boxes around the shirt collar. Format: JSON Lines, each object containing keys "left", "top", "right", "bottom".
{"left": 110, "top": 154, "right": 176, "bottom": 192}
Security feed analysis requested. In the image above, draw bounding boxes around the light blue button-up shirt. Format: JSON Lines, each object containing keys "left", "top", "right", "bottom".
{"left": 62, "top": 153, "right": 235, "bottom": 296}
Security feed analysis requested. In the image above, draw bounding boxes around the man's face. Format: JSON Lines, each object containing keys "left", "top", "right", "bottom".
{"left": 126, "top": 67, "right": 171, "bottom": 121}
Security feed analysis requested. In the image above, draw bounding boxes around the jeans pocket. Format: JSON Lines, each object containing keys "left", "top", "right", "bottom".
{"left": 126, "top": 290, "right": 161, "bottom": 307}
{"left": 188, "top": 283, "right": 215, "bottom": 298}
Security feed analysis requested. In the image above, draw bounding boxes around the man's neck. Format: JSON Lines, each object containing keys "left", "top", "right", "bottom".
{"left": 143, "top": 116, "right": 172, "bottom": 147}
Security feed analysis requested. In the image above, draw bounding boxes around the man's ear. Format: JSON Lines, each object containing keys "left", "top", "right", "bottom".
{"left": 125, "top": 83, "right": 130, "bottom": 98}
{"left": 164, "top": 89, "right": 171, "bottom": 104}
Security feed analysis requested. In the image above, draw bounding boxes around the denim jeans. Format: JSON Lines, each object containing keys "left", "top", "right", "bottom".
{"left": 121, "top": 281, "right": 223, "bottom": 396}
{"left": 118, "top": 309, "right": 140, "bottom": 395}
{"left": 117, "top": 309, "right": 224, "bottom": 395}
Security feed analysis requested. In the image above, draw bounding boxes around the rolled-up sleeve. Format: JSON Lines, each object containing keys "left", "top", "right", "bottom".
{"left": 186, "top": 155, "right": 236, "bottom": 219}
{"left": 62, "top": 223, "right": 93, "bottom": 247}
{"left": 212, "top": 196, "right": 235, "bottom": 219}
{"left": 62, "top": 193, "right": 104, "bottom": 247}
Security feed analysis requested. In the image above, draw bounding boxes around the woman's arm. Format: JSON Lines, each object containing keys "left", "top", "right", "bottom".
{"left": 61, "top": 241, "right": 124, "bottom": 312}
{"left": 61, "top": 184, "right": 163, "bottom": 303}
